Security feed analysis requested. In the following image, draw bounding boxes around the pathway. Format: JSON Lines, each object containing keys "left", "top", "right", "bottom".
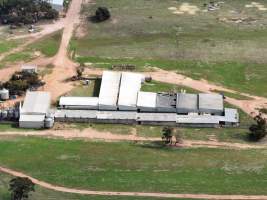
{"left": 1, "top": 166, "right": 267, "bottom": 200}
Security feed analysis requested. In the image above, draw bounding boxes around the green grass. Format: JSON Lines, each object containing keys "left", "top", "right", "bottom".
{"left": 66, "top": 79, "right": 101, "bottom": 97}
{"left": 211, "top": 90, "right": 254, "bottom": 100}
{"left": 2, "top": 51, "right": 33, "bottom": 63}
{"left": 0, "top": 137, "right": 267, "bottom": 195}
{"left": 27, "top": 30, "right": 62, "bottom": 57}
{"left": 0, "top": 174, "right": 196, "bottom": 200}
{"left": 71, "top": 0, "right": 267, "bottom": 97}
{"left": 142, "top": 80, "right": 199, "bottom": 94}
{"left": 0, "top": 123, "right": 25, "bottom": 132}
{"left": 0, "top": 39, "right": 21, "bottom": 54}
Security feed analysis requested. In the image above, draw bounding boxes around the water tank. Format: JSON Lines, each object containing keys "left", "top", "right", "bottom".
{"left": 1, "top": 111, "right": 8, "bottom": 119}
{"left": 44, "top": 117, "right": 54, "bottom": 129}
{"left": 0, "top": 89, "right": 9, "bottom": 100}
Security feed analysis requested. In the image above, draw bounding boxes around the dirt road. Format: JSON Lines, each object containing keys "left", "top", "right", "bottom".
{"left": 43, "top": 0, "right": 84, "bottom": 101}
{"left": 1, "top": 166, "right": 267, "bottom": 200}
{"left": 0, "top": 128, "right": 265, "bottom": 149}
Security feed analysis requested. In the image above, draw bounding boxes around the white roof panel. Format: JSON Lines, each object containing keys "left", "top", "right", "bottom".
{"left": 59, "top": 97, "right": 99, "bottom": 106}
{"left": 21, "top": 91, "right": 51, "bottom": 115}
{"left": 19, "top": 114, "right": 45, "bottom": 122}
{"left": 137, "top": 92, "right": 157, "bottom": 109}
{"left": 198, "top": 93, "right": 224, "bottom": 113}
{"left": 118, "top": 72, "right": 144, "bottom": 110}
{"left": 98, "top": 71, "right": 121, "bottom": 109}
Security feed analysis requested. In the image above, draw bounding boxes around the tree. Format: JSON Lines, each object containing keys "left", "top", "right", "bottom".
{"left": 162, "top": 127, "right": 173, "bottom": 144}
{"left": 76, "top": 65, "right": 85, "bottom": 78}
{"left": 94, "top": 7, "right": 110, "bottom": 22}
{"left": 249, "top": 113, "right": 267, "bottom": 141}
{"left": 9, "top": 177, "right": 35, "bottom": 200}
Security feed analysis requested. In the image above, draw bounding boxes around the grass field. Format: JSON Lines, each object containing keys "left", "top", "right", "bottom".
{"left": 71, "top": 0, "right": 267, "bottom": 97}
{"left": 0, "top": 137, "right": 267, "bottom": 195}
{"left": 27, "top": 30, "right": 62, "bottom": 57}
{"left": 1, "top": 174, "right": 194, "bottom": 200}
{"left": 0, "top": 39, "right": 21, "bottom": 54}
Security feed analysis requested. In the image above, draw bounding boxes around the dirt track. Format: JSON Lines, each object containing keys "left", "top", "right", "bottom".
{"left": 43, "top": 0, "right": 84, "bottom": 101}
{"left": 0, "top": 128, "right": 265, "bottom": 149}
{"left": 1, "top": 166, "right": 267, "bottom": 200}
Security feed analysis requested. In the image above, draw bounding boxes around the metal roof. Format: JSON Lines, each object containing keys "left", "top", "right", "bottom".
{"left": 118, "top": 72, "right": 144, "bottom": 110}
{"left": 137, "top": 92, "right": 157, "bottom": 109}
{"left": 21, "top": 64, "right": 37, "bottom": 70}
{"left": 176, "top": 93, "right": 198, "bottom": 113}
{"left": 156, "top": 93, "right": 176, "bottom": 109}
{"left": 137, "top": 113, "right": 177, "bottom": 122}
{"left": 98, "top": 71, "right": 121, "bottom": 110}
{"left": 97, "top": 111, "right": 137, "bottom": 120}
{"left": 59, "top": 97, "right": 99, "bottom": 107}
{"left": 176, "top": 115, "right": 221, "bottom": 124}
{"left": 55, "top": 110, "right": 97, "bottom": 119}
{"left": 19, "top": 114, "right": 45, "bottom": 122}
{"left": 21, "top": 91, "right": 51, "bottom": 115}
{"left": 222, "top": 108, "right": 239, "bottom": 123}
{"left": 198, "top": 93, "right": 223, "bottom": 113}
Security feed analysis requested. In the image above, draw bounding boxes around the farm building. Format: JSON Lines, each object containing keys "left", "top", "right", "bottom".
{"left": 118, "top": 72, "right": 144, "bottom": 111}
{"left": 59, "top": 97, "right": 99, "bottom": 110}
{"left": 198, "top": 93, "right": 224, "bottom": 115}
{"left": 176, "top": 93, "right": 198, "bottom": 114}
{"left": 156, "top": 93, "right": 177, "bottom": 113}
{"left": 98, "top": 71, "right": 121, "bottom": 111}
{"left": 19, "top": 91, "right": 51, "bottom": 128}
{"left": 47, "top": 0, "right": 64, "bottom": 11}
{"left": 21, "top": 64, "right": 38, "bottom": 74}
{"left": 137, "top": 92, "right": 157, "bottom": 112}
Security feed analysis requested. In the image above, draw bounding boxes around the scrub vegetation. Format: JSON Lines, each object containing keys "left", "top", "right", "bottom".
{"left": 71, "top": 0, "right": 267, "bottom": 97}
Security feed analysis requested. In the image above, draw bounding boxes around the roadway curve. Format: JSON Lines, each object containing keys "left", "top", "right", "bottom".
{"left": 1, "top": 166, "right": 267, "bottom": 200}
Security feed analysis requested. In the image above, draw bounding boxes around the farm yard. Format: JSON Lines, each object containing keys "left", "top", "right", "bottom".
{"left": 71, "top": 0, "right": 267, "bottom": 97}
{"left": 0, "top": 0, "right": 267, "bottom": 199}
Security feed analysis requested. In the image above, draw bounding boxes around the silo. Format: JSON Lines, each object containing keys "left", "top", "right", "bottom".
{"left": 44, "top": 117, "right": 54, "bottom": 128}
{"left": 0, "top": 89, "right": 9, "bottom": 100}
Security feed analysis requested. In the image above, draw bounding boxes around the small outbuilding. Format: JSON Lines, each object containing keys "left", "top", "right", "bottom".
{"left": 19, "top": 91, "right": 51, "bottom": 128}
{"left": 21, "top": 64, "right": 38, "bottom": 74}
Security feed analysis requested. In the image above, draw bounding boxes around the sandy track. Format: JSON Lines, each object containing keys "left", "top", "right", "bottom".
{"left": 1, "top": 166, "right": 267, "bottom": 200}
{"left": 43, "top": 0, "right": 84, "bottom": 101}
{"left": 0, "top": 128, "right": 265, "bottom": 149}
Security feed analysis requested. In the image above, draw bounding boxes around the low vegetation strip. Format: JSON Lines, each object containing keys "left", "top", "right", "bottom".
{"left": 0, "top": 138, "right": 267, "bottom": 195}
{"left": 1, "top": 166, "right": 267, "bottom": 199}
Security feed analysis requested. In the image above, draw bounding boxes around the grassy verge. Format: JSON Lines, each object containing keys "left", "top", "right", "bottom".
{"left": 27, "top": 30, "right": 62, "bottom": 57}
{"left": 0, "top": 39, "right": 21, "bottom": 54}
{"left": 0, "top": 174, "right": 190, "bottom": 200}
{"left": 142, "top": 80, "right": 199, "bottom": 94}
{"left": 0, "top": 137, "right": 267, "bottom": 195}
{"left": 66, "top": 79, "right": 101, "bottom": 97}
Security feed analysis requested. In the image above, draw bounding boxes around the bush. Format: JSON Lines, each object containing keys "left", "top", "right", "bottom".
{"left": 90, "top": 7, "right": 111, "bottom": 23}
{"left": 249, "top": 113, "right": 267, "bottom": 141}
